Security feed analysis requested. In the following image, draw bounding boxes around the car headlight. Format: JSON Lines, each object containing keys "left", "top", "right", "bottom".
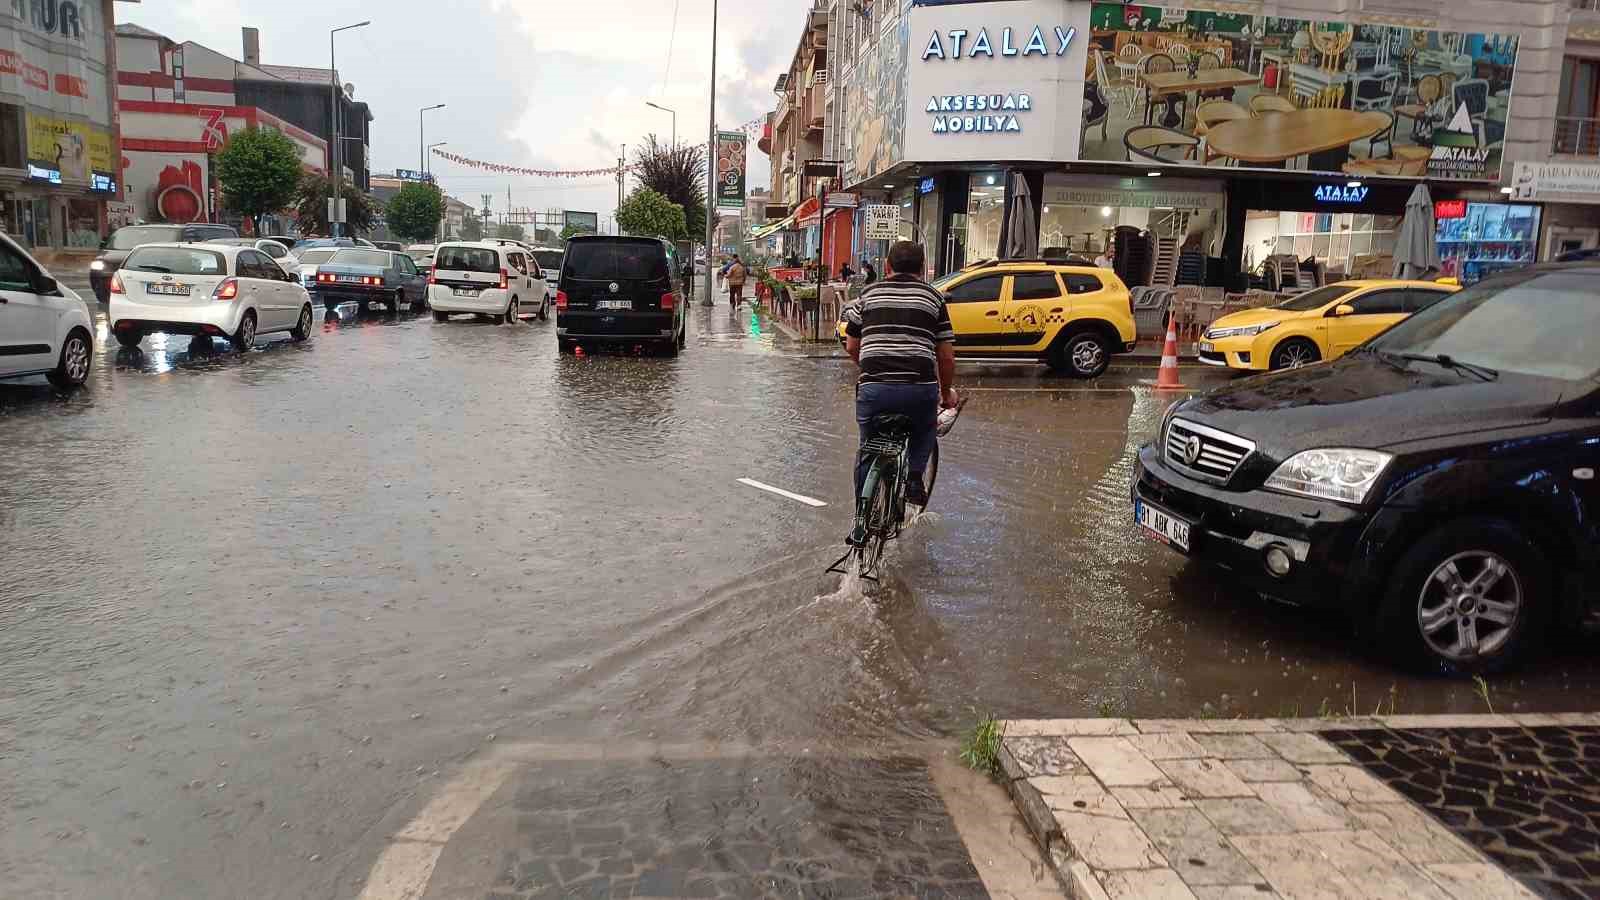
{"left": 1264, "top": 448, "right": 1393, "bottom": 504}
{"left": 90, "top": 260, "right": 106, "bottom": 271}
{"left": 1241, "top": 321, "right": 1280, "bottom": 336}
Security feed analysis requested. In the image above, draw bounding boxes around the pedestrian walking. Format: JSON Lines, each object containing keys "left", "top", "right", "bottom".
{"left": 840, "top": 261, "right": 856, "bottom": 281}
{"left": 862, "top": 259, "right": 878, "bottom": 284}
{"left": 726, "top": 255, "right": 747, "bottom": 308}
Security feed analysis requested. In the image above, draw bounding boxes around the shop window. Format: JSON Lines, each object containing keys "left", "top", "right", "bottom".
{"left": 945, "top": 274, "right": 1003, "bottom": 303}
{"left": 66, "top": 198, "right": 99, "bottom": 248}
{"left": 0, "top": 104, "right": 21, "bottom": 170}
{"left": 1012, "top": 273, "right": 1062, "bottom": 300}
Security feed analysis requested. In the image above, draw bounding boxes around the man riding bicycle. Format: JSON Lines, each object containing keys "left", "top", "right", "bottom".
{"left": 842, "top": 241, "right": 958, "bottom": 546}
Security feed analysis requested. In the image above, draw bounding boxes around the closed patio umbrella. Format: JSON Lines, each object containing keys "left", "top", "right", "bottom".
{"left": 1005, "top": 173, "right": 1039, "bottom": 259}
{"left": 1392, "top": 183, "right": 1441, "bottom": 280}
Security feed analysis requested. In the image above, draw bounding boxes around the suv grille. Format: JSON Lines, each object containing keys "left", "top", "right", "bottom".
{"left": 1165, "top": 418, "right": 1255, "bottom": 483}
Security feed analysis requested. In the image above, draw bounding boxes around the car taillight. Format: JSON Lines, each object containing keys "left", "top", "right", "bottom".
{"left": 318, "top": 272, "right": 334, "bottom": 284}
{"left": 213, "top": 278, "right": 239, "bottom": 301}
{"left": 660, "top": 291, "right": 676, "bottom": 311}
{"left": 426, "top": 269, "right": 435, "bottom": 284}
{"left": 498, "top": 269, "right": 509, "bottom": 290}
{"left": 555, "top": 290, "right": 568, "bottom": 310}
{"left": 109, "top": 271, "right": 125, "bottom": 294}
{"left": 363, "top": 276, "right": 379, "bottom": 286}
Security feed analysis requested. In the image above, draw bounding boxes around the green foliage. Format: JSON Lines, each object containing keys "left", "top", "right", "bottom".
{"left": 386, "top": 182, "right": 445, "bottom": 243}
{"left": 293, "top": 172, "right": 376, "bottom": 236}
{"left": 959, "top": 714, "right": 1006, "bottom": 779}
{"left": 632, "top": 135, "right": 706, "bottom": 242}
{"left": 215, "top": 127, "right": 302, "bottom": 233}
{"left": 494, "top": 222, "right": 526, "bottom": 241}
{"left": 559, "top": 222, "right": 596, "bottom": 241}
{"left": 615, "top": 187, "right": 686, "bottom": 241}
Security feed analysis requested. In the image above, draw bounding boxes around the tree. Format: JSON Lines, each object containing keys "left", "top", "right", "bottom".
{"left": 632, "top": 134, "right": 706, "bottom": 242}
{"left": 615, "top": 187, "right": 686, "bottom": 241}
{"left": 386, "top": 182, "right": 445, "bottom": 243}
{"left": 215, "top": 127, "right": 302, "bottom": 235}
{"left": 494, "top": 222, "right": 526, "bottom": 241}
{"left": 459, "top": 209, "right": 483, "bottom": 241}
{"left": 559, "top": 222, "right": 595, "bottom": 241}
{"left": 293, "top": 172, "right": 376, "bottom": 236}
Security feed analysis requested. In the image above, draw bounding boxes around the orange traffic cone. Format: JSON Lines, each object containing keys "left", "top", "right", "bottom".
{"left": 1154, "top": 319, "right": 1185, "bottom": 391}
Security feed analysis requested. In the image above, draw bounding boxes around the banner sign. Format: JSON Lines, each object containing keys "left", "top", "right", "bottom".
{"left": 862, "top": 204, "right": 901, "bottom": 240}
{"left": 824, "top": 192, "right": 859, "bottom": 209}
{"left": 395, "top": 168, "right": 434, "bottom": 183}
{"left": 715, "top": 130, "right": 747, "bottom": 211}
{"left": 432, "top": 147, "right": 631, "bottom": 178}
{"left": 25, "top": 111, "right": 112, "bottom": 183}
{"left": 563, "top": 210, "right": 599, "bottom": 232}
{"left": 1510, "top": 161, "right": 1600, "bottom": 201}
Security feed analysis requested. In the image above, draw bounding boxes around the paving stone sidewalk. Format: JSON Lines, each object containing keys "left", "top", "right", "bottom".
{"left": 998, "top": 714, "right": 1600, "bottom": 900}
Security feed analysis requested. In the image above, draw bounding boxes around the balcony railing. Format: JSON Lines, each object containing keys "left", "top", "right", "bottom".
{"left": 1553, "top": 116, "right": 1600, "bottom": 155}
{"left": 1573, "top": 0, "right": 1599, "bottom": 10}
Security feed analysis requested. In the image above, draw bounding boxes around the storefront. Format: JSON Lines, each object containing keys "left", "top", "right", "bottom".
{"left": 1433, "top": 198, "right": 1539, "bottom": 284}
{"left": 1508, "top": 161, "right": 1600, "bottom": 262}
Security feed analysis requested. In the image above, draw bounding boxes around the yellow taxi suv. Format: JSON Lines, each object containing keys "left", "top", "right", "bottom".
{"left": 839, "top": 260, "right": 1138, "bottom": 378}
{"left": 1198, "top": 279, "right": 1459, "bottom": 372}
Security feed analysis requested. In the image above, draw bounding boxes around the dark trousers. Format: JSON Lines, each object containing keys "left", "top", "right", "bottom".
{"left": 854, "top": 381, "right": 940, "bottom": 498}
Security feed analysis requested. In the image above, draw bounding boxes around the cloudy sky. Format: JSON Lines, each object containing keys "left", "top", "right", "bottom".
{"left": 123, "top": 0, "right": 812, "bottom": 225}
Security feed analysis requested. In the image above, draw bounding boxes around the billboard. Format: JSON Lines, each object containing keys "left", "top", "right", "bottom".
{"left": 714, "top": 131, "right": 747, "bottom": 210}
{"left": 1078, "top": 4, "right": 1519, "bottom": 181}
{"left": 25, "top": 111, "right": 113, "bottom": 183}
{"left": 563, "top": 210, "right": 599, "bottom": 232}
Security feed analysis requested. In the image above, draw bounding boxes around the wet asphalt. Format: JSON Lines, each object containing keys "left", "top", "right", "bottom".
{"left": 3, "top": 296, "right": 1598, "bottom": 898}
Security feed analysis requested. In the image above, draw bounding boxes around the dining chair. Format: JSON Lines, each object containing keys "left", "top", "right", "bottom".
{"left": 1139, "top": 53, "right": 1178, "bottom": 125}
{"left": 1124, "top": 125, "right": 1200, "bottom": 163}
{"left": 1249, "top": 93, "right": 1297, "bottom": 117}
{"left": 1453, "top": 78, "right": 1491, "bottom": 145}
{"left": 1117, "top": 44, "right": 1145, "bottom": 116}
{"left": 1083, "top": 56, "right": 1113, "bottom": 144}
{"left": 1168, "top": 43, "right": 1190, "bottom": 65}
{"left": 1351, "top": 72, "right": 1400, "bottom": 113}
{"left": 1350, "top": 110, "right": 1397, "bottom": 159}
{"left": 1092, "top": 50, "right": 1130, "bottom": 121}
{"left": 1195, "top": 51, "right": 1232, "bottom": 100}
{"left": 1193, "top": 100, "right": 1249, "bottom": 164}
{"left": 1396, "top": 73, "right": 1442, "bottom": 143}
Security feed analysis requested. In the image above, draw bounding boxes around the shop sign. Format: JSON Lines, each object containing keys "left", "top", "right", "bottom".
{"left": 1042, "top": 184, "right": 1223, "bottom": 211}
{"left": 1434, "top": 200, "right": 1468, "bottom": 220}
{"left": 1509, "top": 161, "right": 1600, "bottom": 201}
{"left": 928, "top": 92, "right": 1031, "bottom": 134}
{"left": 803, "top": 160, "right": 840, "bottom": 179}
{"left": 26, "top": 112, "right": 113, "bottom": 182}
{"left": 715, "top": 130, "right": 747, "bottom": 211}
{"left": 1312, "top": 184, "right": 1369, "bottom": 203}
{"left": 27, "top": 163, "right": 60, "bottom": 183}
{"left": 395, "top": 168, "right": 434, "bottom": 183}
{"left": 918, "top": 177, "right": 936, "bottom": 195}
{"left": 862, "top": 204, "right": 900, "bottom": 240}
{"left": 921, "top": 25, "right": 1077, "bottom": 61}
{"left": 89, "top": 172, "right": 114, "bottom": 192}
{"left": 824, "top": 193, "right": 859, "bottom": 209}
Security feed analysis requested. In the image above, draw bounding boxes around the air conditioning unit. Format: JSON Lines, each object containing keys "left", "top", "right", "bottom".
{"left": 813, "top": 68, "right": 829, "bottom": 86}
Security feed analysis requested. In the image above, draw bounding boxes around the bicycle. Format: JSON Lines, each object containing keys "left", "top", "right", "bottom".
{"left": 828, "top": 397, "right": 967, "bottom": 581}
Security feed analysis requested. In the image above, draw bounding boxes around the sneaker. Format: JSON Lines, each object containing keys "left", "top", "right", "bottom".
{"left": 904, "top": 477, "right": 929, "bottom": 509}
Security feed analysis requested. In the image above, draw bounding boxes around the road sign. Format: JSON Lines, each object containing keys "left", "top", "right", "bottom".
{"left": 862, "top": 204, "right": 900, "bottom": 240}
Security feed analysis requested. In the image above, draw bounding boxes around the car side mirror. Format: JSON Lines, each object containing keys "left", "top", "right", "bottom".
{"left": 34, "top": 273, "right": 58, "bottom": 295}
{"left": 1332, "top": 304, "right": 1356, "bottom": 317}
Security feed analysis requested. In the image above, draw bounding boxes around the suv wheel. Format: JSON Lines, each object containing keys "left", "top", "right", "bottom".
{"left": 290, "top": 305, "right": 314, "bottom": 342}
{"left": 47, "top": 328, "right": 91, "bottom": 388}
{"left": 1050, "top": 330, "right": 1111, "bottom": 378}
{"left": 233, "top": 311, "right": 257, "bottom": 351}
{"left": 1376, "top": 518, "right": 1549, "bottom": 675}
{"left": 537, "top": 295, "right": 549, "bottom": 321}
{"left": 500, "top": 298, "right": 518, "bottom": 325}
{"left": 1270, "top": 338, "right": 1321, "bottom": 370}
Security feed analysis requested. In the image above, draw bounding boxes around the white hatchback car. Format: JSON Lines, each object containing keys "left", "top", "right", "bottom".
{"left": 0, "top": 232, "right": 93, "bottom": 388}
{"left": 109, "top": 243, "right": 315, "bottom": 351}
{"left": 428, "top": 241, "right": 549, "bottom": 323}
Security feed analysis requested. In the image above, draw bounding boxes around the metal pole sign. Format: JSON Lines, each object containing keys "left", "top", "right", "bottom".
{"left": 327, "top": 198, "right": 347, "bottom": 224}
{"left": 714, "top": 130, "right": 747, "bottom": 211}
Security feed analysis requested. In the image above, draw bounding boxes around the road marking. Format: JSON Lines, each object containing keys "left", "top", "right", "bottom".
{"left": 738, "top": 478, "right": 829, "bottom": 507}
{"left": 356, "top": 756, "right": 518, "bottom": 900}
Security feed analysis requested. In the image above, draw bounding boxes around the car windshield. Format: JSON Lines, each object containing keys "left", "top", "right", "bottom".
{"left": 109, "top": 226, "right": 183, "bottom": 250}
{"left": 435, "top": 246, "right": 500, "bottom": 273}
{"left": 331, "top": 249, "right": 392, "bottom": 268}
{"left": 124, "top": 246, "right": 226, "bottom": 275}
{"left": 296, "top": 250, "right": 337, "bottom": 265}
{"left": 532, "top": 250, "right": 563, "bottom": 271}
{"left": 1273, "top": 283, "right": 1359, "bottom": 312}
{"left": 564, "top": 241, "right": 668, "bottom": 280}
{"left": 1370, "top": 271, "right": 1600, "bottom": 380}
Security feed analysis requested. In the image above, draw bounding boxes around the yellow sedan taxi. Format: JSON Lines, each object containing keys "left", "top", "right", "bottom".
{"left": 1199, "top": 279, "right": 1459, "bottom": 372}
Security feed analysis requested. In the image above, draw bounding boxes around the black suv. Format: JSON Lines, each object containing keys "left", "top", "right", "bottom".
{"left": 90, "top": 223, "right": 238, "bottom": 302}
{"left": 1132, "top": 264, "right": 1600, "bottom": 674}
{"left": 555, "top": 235, "right": 686, "bottom": 356}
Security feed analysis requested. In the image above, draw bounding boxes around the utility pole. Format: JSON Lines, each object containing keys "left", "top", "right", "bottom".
{"left": 616, "top": 143, "right": 626, "bottom": 215}
{"left": 701, "top": 0, "right": 718, "bottom": 307}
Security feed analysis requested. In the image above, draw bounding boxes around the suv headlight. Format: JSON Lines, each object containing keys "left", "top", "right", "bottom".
{"left": 1264, "top": 448, "right": 1393, "bottom": 504}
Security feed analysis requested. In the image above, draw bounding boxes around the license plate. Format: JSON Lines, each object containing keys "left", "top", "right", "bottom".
{"left": 453, "top": 287, "right": 481, "bottom": 297}
{"left": 337, "top": 274, "right": 362, "bottom": 283}
{"left": 1199, "top": 342, "right": 1215, "bottom": 352}
{"left": 597, "top": 299, "right": 631, "bottom": 310}
{"left": 146, "top": 282, "right": 192, "bottom": 296}
{"left": 1136, "top": 499, "right": 1192, "bottom": 551}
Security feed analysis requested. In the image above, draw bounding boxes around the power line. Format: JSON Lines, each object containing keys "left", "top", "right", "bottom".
{"left": 662, "top": 0, "right": 682, "bottom": 94}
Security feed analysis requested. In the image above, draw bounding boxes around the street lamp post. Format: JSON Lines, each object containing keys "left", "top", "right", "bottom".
{"left": 701, "top": 0, "right": 718, "bottom": 307}
{"left": 645, "top": 101, "right": 677, "bottom": 150}
{"left": 427, "top": 141, "right": 448, "bottom": 243}
{"left": 419, "top": 103, "right": 445, "bottom": 172}
{"left": 425, "top": 141, "right": 447, "bottom": 175}
{"left": 329, "top": 20, "right": 370, "bottom": 238}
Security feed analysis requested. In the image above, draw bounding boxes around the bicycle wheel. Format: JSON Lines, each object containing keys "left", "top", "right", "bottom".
{"left": 918, "top": 442, "right": 940, "bottom": 509}
{"left": 859, "top": 461, "right": 895, "bottom": 576}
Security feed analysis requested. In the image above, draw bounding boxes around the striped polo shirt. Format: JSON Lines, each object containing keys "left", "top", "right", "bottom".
{"left": 843, "top": 274, "right": 955, "bottom": 385}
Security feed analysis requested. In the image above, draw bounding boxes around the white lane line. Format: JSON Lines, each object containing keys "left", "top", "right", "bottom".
{"left": 356, "top": 757, "right": 517, "bottom": 900}
{"left": 738, "top": 478, "right": 828, "bottom": 508}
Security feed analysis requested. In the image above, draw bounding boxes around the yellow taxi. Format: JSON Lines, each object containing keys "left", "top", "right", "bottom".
{"left": 839, "top": 260, "right": 1138, "bottom": 378}
{"left": 1199, "top": 279, "right": 1459, "bottom": 372}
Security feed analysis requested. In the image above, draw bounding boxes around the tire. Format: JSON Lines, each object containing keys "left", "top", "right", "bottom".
{"left": 500, "top": 298, "right": 518, "bottom": 325}
{"left": 1375, "top": 517, "right": 1550, "bottom": 675}
{"left": 114, "top": 329, "right": 142, "bottom": 348}
{"left": 1269, "top": 338, "right": 1321, "bottom": 371}
{"left": 233, "top": 311, "right": 257, "bottom": 351}
{"left": 1049, "top": 329, "right": 1112, "bottom": 378}
{"left": 537, "top": 296, "right": 549, "bottom": 321}
{"left": 558, "top": 337, "right": 576, "bottom": 355}
{"left": 47, "top": 328, "right": 91, "bottom": 389}
{"left": 392, "top": 291, "right": 405, "bottom": 313}
{"left": 859, "top": 463, "right": 894, "bottom": 576}
{"left": 919, "top": 442, "right": 941, "bottom": 509}
{"left": 433, "top": 310, "right": 449, "bottom": 323}
{"left": 290, "top": 304, "right": 313, "bottom": 342}
{"left": 663, "top": 335, "right": 679, "bottom": 358}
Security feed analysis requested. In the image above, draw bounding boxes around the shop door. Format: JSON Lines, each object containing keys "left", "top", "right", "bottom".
{"left": 1327, "top": 288, "right": 1409, "bottom": 357}
{"left": 942, "top": 272, "right": 1007, "bottom": 352}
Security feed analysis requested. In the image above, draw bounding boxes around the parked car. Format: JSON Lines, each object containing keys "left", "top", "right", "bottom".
{"left": 289, "top": 237, "right": 375, "bottom": 254}
{"left": 555, "top": 235, "right": 685, "bottom": 355}
{"left": 372, "top": 240, "right": 404, "bottom": 252}
{"left": 1200, "top": 280, "right": 1459, "bottom": 371}
{"left": 428, "top": 241, "right": 549, "bottom": 323}
{"left": 109, "top": 243, "right": 314, "bottom": 351}
{"left": 89, "top": 222, "right": 238, "bottom": 303}
{"left": 530, "top": 247, "right": 563, "bottom": 284}
{"left": 288, "top": 248, "right": 341, "bottom": 291}
{"left": 0, "top": 231, "right": 93, "bottom": 388}
{"left": 1132, "top": 264, "right": 1600, "bottom": 674}
{"left": 310, "top": 248, "right": 427, "bottom": 313}
{"left": 405, "top": 244, "right": 435, "bottom": 277}
{"left": 207, "top": 238, "right": 297, "bottom": 276}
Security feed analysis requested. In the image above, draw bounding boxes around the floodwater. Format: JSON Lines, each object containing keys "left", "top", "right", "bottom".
{"left": 2, "top": 300, "right": 1596, "bottom": 897}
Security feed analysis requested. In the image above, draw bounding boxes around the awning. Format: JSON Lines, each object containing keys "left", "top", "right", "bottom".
{"left": 750, "top": 213, "right": 798, "bottom": 239}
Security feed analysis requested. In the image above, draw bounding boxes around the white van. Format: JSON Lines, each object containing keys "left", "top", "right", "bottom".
{"left": 428, "top": 241, "right": 549, "bottom": 323}
{"left": 0, "top": 231, "right": 93, "bottom": 388}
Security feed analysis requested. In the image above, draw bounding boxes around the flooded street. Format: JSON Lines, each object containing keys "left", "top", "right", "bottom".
{"left": 3, "top": 303, "right": 1598, "bottom": 898}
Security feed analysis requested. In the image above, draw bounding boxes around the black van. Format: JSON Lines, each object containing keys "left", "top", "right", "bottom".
{"left": 554, "top": 235, "right": 686, "bottom": 356}
{"left": 90, "top": 223, "right": 238, "bottom": 303}
{"left": 1132, "top": 263, "right": 1600, "bottom": 675}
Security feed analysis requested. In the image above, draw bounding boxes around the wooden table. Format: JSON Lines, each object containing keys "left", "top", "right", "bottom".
{"left": 1140, "top": 68, "right": 1259, "bottom": 127}
{"left": 1203, "top": 109, "right": 1391, "bottom": 169}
